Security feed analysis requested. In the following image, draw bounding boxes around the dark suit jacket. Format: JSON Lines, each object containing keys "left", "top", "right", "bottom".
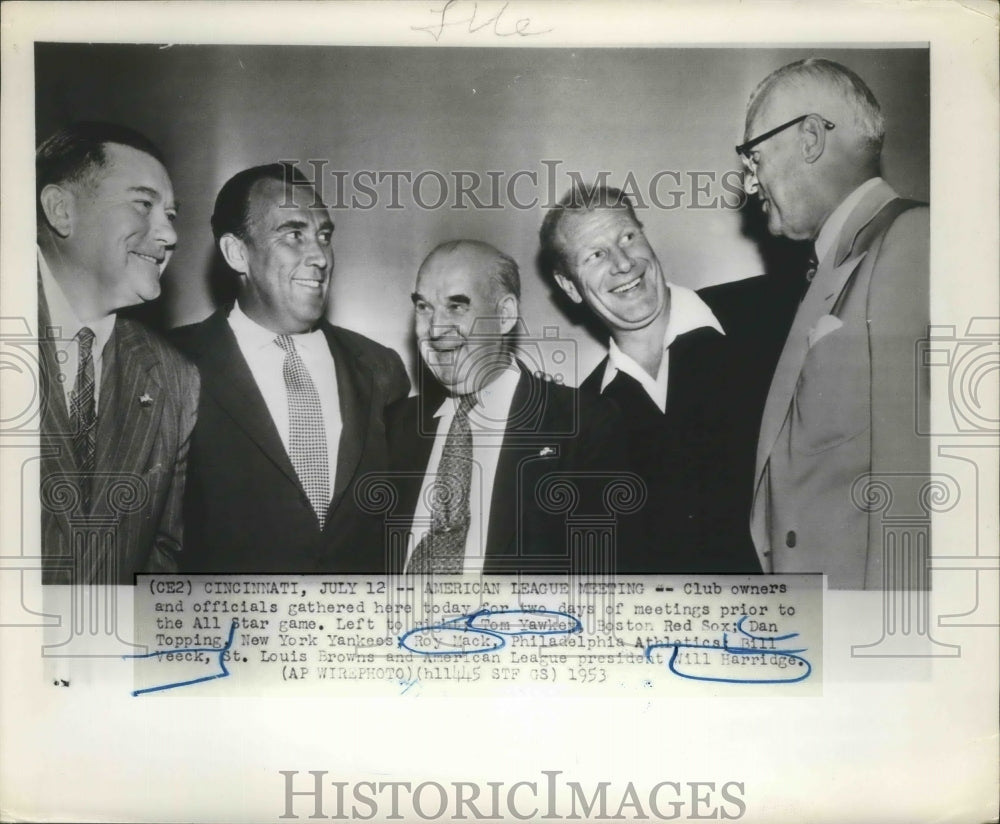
{"left": 39, "top": 288, "right": 199, "bottom": 585}
{"left": 580, "top": 280, "right": 789, "bottom": 574}
{"left": 170, "top": 307, "right": 409, "bottom": 574}
{"left": 384, "top": 362, "right": 630, "bottom": 574}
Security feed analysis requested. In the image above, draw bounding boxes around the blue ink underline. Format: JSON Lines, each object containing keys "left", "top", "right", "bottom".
{"left": 123, "top": 618, "right": 237, "bottom": 696}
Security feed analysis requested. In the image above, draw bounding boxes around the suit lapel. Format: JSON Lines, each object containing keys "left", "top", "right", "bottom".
{"left": 324, "top": 324, "right": 374, "bottom": 513}
{"left": 37, "top": 283, "right": 73, "bottom": 446}
{"left": 197, "top": 313, "right": 301, "bottom": 491}
{"left": 395, "top": 396, "right": 436, "bottom": 569}
{"left": 754, "top": 181, "right": 898, "bottom": 488}
{"left": 38, "top": 283, "right": 76, "bottom": 543}
{"left": 485, "top": 366, "right": 544, "bottom": 557}
{"left": 95, "top": 321, "right": 164, "bottom": 492}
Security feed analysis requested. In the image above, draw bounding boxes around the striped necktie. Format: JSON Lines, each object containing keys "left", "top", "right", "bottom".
{"left": 275, "top": 335, "right": 330, "bottom": 527}
{"left": 70, "top": 326, "right": 96, "bottom": 510}
{"left": 407, "top": 394, "right": 476, "bottom": 573}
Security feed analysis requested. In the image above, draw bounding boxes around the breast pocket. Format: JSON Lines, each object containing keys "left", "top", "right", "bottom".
{"left": 791, "top": 323, "right": 870, "bottom": 455}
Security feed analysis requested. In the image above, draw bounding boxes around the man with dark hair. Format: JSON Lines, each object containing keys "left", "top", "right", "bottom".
{"left": 36, "top": 121, "right": 198, "bottom": 584}
{"left": 385, "top": 239, "right": 623, "bottom": 574}
{"left": 738, "top": 59, "right": 929, "bottom": 588}
{"left": 540, "top": 185, "right": 765, "bottom": 573}
{"left": 171, "top": 163, "right": 409, "bottom": 573}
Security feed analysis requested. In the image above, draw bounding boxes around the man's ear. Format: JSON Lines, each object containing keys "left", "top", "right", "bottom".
{"left": 38, "top": 184, "right": 74, "bottom": 238}
{"left": 497, "top": 293, "right": 519, "bottom": 335}
{"left": 800, "top": 114, "right": 829, "bottom": 164}
{"left": 219, "top": 234, "right": 250, "bottom": 275}
{"left": 554, "top": 271, "right": 582, "bottom": 304}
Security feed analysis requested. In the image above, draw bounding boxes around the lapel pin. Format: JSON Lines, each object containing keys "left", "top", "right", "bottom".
{"left": 139, "top": 393, "right": 154, "bottom": 407}
{"left": 539, "top": 446, "right": 556, "bottom": 457}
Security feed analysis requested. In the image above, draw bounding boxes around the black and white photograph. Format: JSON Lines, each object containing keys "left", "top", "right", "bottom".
{"left": 1, "top": 2, "right": 997, "bottom": 823}
{"left": 32, "top": 42, "right": 931, "bottom": 585}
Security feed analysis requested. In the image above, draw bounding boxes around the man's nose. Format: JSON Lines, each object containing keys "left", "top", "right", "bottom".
{"left": 304, "top": 238, "right": 331, "bottom": 269}
{"left": 428, "top": 316, "right": 455, "bottom": 338}
{"left": 742, "top": 166, "right": 760, "bottom": 196}
{"left": 609, "top": 245, "right": 633, "bottom": 274}
{"left": 154, "top": 210, "right": 178, "bottom": 249}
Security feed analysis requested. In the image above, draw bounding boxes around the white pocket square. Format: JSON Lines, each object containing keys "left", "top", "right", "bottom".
{"left": 808, "top": 314, "right": 843, "bottom": 348}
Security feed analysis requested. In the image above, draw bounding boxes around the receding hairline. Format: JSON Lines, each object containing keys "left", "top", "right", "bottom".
{"left": 242, "top": 176, "right": 331, "bottom": 232}
{"left": 418, "top": 240, "right": 520, "bottom": 301}
{"left": 744, "top": 58, "right": 885, "bottom": 155}
{"left": 551, "top": 201, "right": 639, "bottom": 275}
{"left": 63, "top": 141, "right": 169, "bottom": 191}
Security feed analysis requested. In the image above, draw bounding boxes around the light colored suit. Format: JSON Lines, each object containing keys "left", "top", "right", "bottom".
{"left": 39, "top": 286, "right": 200, "bottom": 584}
{"left": 750, "top": 180, "right": 929, "bottom": 589}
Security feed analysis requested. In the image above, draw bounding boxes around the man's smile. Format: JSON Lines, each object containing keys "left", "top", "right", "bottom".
{"left": 610, "top": 273, "right": 644, "bottom": 295}
{"left": 130, "top": 251, "right": 163, "bottom": 265}
{"left": 291, "top": 276, "right": 324, "bottom": 290}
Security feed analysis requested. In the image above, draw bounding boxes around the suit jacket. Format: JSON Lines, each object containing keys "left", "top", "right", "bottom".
{"left": 39, "top": 287, "right": 199, "bottom": 585}
{"left": 751, "top": 180, "right": 929, "bottom": 588}
{"left": 580, "top": 311, "right": 768, "bottom": 575}
{"left": 170, "top": 308, "right": 409, "bottom": 574}
{"left": 385, "top": 362, "right": 628, "bottom": 574}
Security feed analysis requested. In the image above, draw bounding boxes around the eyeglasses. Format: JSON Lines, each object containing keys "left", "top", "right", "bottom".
{"left": 736, "top": 114, "right": 836, "bottom": 160}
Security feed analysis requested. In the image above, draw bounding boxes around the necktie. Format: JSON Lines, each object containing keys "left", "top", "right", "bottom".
{"left": 275, "top": 335, "right": 330, "bottom": 527}
{"left": 801, "top": 245, "right": 819, "bottom": 301}
{"left": 70, "top": 326, "right": 96, "bottom": 510}
{"left": 408, "top": 394, "right": 476, "bottom": 574}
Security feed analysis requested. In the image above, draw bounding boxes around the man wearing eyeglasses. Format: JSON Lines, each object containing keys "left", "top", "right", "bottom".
{"left": 739, "top": 58, "right": 929, "bottom": 589}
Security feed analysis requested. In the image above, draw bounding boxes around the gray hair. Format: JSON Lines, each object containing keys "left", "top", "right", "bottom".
{"left": 424, "top": 239, "right": 521, "bottom": 301}
{"left": 746, "top": 58, "right": 885, "bottom": 158}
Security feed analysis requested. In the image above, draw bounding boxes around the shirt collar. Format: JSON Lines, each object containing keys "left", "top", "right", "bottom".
{"left": 601, "top": 282, "right": 723, "bottom": 394}
{"left": 814, "top": 176, "right": 883, "bottom": 265}
{"left": 228, "top": 302, "right": 326, "bottom": 353}
{"left": 433, "top": 357, "right": 521, "bottom": 423}
{"left": 38, "top": 248, "right": 116, "bottom": 355}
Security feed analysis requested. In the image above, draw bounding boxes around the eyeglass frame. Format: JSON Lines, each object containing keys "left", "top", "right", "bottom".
{"left": 736, "top": 113, "right": 836, "bottom": 160}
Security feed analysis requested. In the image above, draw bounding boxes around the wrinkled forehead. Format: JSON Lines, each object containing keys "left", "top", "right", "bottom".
{"left": 557, "top": 206, "right": 638, "bottom": 253}
{"left": 417, "top": 247, "right": 497, "bottom": 301}
{"left": 247, "top": 177, "right": 331, "bottom": 228}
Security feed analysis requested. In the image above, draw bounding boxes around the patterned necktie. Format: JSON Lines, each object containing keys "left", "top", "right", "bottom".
{"left": 70, "top": 326, "right": 96, "bottom": 510}
{"left": 275, "top": 335, "right": 330, "bottom": 527}
{"left": 801, "top": 245, "right": 819, "bottom": 301}
{"left": 408, "top": 394, "right": 476, "bottom": 574}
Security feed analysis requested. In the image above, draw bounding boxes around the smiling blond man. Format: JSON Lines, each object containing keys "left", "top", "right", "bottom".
{"left": 541, "top": 185, "right": 766, "bottom": 574}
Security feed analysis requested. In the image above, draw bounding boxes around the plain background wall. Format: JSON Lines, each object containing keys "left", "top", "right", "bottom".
{"left": 35, "top": 45, "right": 928, "bottom": 384}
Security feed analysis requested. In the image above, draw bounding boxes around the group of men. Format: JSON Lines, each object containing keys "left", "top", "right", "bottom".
{"left": 37, "top": 58, "right": 928, "bottom": 589}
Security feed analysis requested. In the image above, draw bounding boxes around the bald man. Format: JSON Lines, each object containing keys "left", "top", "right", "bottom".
{"left": 385, "top": 240, "right": 625, "bottom": 574}
{"left": 738, "top": 59, "right": 930, "bottom": 588}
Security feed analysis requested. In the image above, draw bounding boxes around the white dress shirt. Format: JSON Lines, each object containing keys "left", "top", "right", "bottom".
{"left": 406, "top": 360, "right": 522, "bottom": 574}
{"left": 599, "top": 282, "right": 724, "bottom": 413}
{"left": 814, "top": 176, "right": 883, "bottom": 266}
{"left": 38, "top": 249, "right": 116, "bottom": 413}
{"left": 227, "top": 304, "right": 342, "bottom": 487}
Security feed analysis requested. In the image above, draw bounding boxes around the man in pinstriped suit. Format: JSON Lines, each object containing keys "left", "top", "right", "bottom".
{"left": 36, "top": 122, "right": 199, "bottom": 585}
